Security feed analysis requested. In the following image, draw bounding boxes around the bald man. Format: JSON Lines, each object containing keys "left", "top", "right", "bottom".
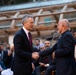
{"left": 38, "top": 19, "right": 76, "bottom": 75}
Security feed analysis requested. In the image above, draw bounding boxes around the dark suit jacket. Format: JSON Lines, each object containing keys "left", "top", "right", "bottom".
{"left": 0, "top": 61, "right": 6, "bottom": 69}
{"left": 13, "top": 28, "right": 32, "bottom": 75}
{"left": 1, "top": 50, "right": 7, "bottom": 65}
{"left": 39, "top": 30, "right": 76, "bottom": 75}
{"left": 4, "top": 51, "right": 13, "bottom": 68}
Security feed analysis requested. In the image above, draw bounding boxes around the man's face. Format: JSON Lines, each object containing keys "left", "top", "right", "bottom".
{"left": 44, "top": 41, "right": 50, "bottom": 48}
{"left": 0, "top": 45, "right": 4, "bottom": 50}
{"left": 57, "top": 21, "right": 63, "bottom": 33}
{"left": 24, "top": 17, "right": 34, "bottom": 31}
{"left": 35, "top": 40, "right": 40, "bottom": 46}
{"left": 73, "top": 32, "right": 76, "bottom": 39}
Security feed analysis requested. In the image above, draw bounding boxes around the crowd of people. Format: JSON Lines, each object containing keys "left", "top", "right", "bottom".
{"left": 0, "top": 43, "right": 14, "bottom": 75}
{"left": 0, "top": 14, "right": 76, "bottom": 75}
{"left": 32, "top": 39, "right": 56, "bottom": 75}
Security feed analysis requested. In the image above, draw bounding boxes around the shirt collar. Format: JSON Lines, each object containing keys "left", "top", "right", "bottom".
{"left": 22, "top": 26, "right": 29, "bottom": 34}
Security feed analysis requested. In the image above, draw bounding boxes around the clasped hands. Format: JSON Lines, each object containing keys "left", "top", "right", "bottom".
{"left": 32, "top": 52, "right": 39, "bottom": 60}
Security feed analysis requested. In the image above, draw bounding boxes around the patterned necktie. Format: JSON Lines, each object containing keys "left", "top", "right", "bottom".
{"left": 28, "top": 32, "right": 32, "bottom": 47}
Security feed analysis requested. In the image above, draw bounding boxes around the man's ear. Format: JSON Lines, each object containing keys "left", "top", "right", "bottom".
{"left": 62, "top": 24, "right": 64, "bottom": 27}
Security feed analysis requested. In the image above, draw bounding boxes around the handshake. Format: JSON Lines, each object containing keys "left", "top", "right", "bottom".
{"left": 32, "top": 52, "right": 39, "bottom": 60}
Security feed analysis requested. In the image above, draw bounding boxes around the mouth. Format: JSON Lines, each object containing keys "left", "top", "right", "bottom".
{"left": 30, "top": 27, "right": 34, "bottom": 31}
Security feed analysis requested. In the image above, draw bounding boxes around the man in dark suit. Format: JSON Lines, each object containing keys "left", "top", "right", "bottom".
{"left": 0, "top": 44, "right": 7, "bottom": 67}
{"left": 12, "top": 14, "right": 39, "bottom": 75}
{"left": 35, "top": 19, "right": 76, "bottom": 75}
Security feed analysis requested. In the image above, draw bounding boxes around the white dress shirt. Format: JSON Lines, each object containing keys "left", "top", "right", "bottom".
{"left": 22, "top": 27, "right": 29, "bottom": 40}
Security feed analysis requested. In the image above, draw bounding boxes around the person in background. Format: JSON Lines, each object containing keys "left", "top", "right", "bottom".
{"left": 43, "top": 40, "right": 56, "bottom": 75}
{"left": 0, "top": 44, "right": 7, "bottom": 67}
{"left": 44, "top": 40, "right": 52, "bottom": 49}
{"left": 34, "top": 39, "right": 41, "bottom": 50}
{"left": 0, "top": 45, "right": 6, "bottom": 75}
{"left": 0, "top": 61, "right": 6, "bottom": 75}
{"left": 39, "top": 44, "right": 45, "bottom": 51}
{"left": 4, "top": 44, "right": 13, "bottom": 68}
{"left": 10, "top": 44, "right": 14, "bottom": 57}
{"left": 36, "top": 40, "right": 54, "bottom": 75}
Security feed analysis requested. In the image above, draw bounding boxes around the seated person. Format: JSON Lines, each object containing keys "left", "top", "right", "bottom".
{"left": 0, "top": 61, "right": 6, "bottom": 75}
{"left": 35, "top": 44, "right": 53, "bottom": 75}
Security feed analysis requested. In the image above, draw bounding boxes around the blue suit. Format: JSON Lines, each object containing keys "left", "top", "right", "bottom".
{"left": 39, "top": 30, "right": 76, "bottom": 75}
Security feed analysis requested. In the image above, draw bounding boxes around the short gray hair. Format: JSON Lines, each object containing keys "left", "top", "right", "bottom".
{"left": 63, "top": 19, "right": 70, "bottom": 27}
{"left": 22, "top": 14, "right": 34, "bottom": 24}
{"left": 59, "top": 19, "right": 70, "bottom": 27}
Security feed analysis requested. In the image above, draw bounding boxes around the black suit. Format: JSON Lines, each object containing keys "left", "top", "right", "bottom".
{"left": 4, "top": 51, "right": 13, "bottom": 68}
{"left": 13, "top": 28, "right": 32, "bottom": 75}
{"left": 39, "top": 30, "right": 76, "bottom": 75}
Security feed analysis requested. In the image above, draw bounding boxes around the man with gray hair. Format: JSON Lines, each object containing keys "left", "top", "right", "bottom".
{"left": 12, "top": 14, "right": 39, "bottom": 75}
{"left": 35, "top": 19, "right": 76, "bottom": 75}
